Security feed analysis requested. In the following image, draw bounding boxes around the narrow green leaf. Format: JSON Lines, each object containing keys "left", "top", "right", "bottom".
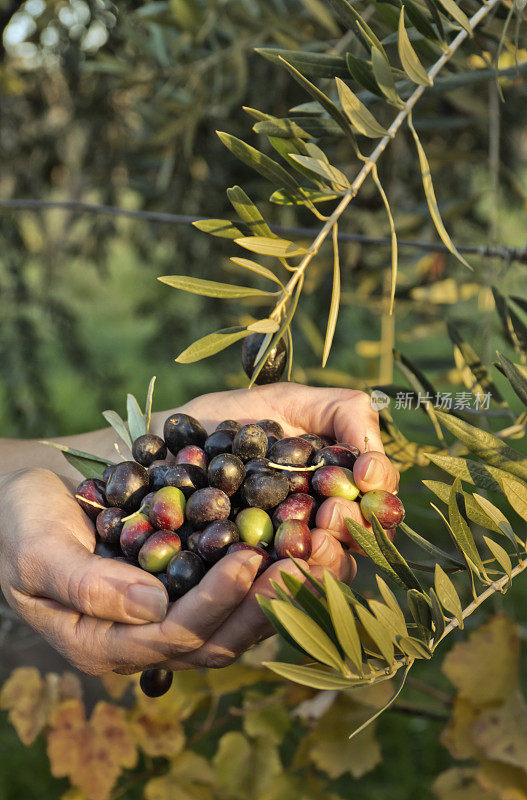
{"left": 175, "top": 328, "right": 251, "bottom": 364}
{"left": 230, "top": 258, "right": 284, "bottom": 288}
{"left": 396, "top": 636, "right": 432, "bottom": 659}
{"left": 270, "top": 600, "right": 348, "bottom": 672}
{"left": 447, "top": 324, "right": 505, "bottom": 404}
{"left": 375, "top": 575, "right": 407, "bottom": 628}
{"left": 270, "top": 187, "right": 340, "bottom": 205}
{"left": 322, "top": 224, "right": 341, "bottom": 368}
{"left": 159, "top": 275, "right": 274, "bottom": 299}
{"left": 423, "top": 481, "right": 501, "bottom": 535}
{"left": 448, "top": 479, "right": 488, "bottom": 579}
{"left": 355, "top": 605, "right": 395, "bottom": 665}
{"left": 368, "top": 599, "right": 408, "bottom": 639}
{"left": 277, "top": 58, "right": 360, "bottom": 150}
{"left": 407, "top": 589, "right": 432, "bottom": 635}
{"left": 402, "top": 0, "right": 441, "bottom": 42}
{"left": 429, "top": 588, "right": 446, "bottom": 640}
{"left": 256, "top": 595, "right": 307, "bottom": 655}
{"left": 192, "top": 219, "right": 244, "bottom": 239}
{"left": 288, "top": 155, "right": 351, "bottom": 190}
{"left": 324, "top": 570, "right": 363, "bottom": 674}
{"left": 434, "top": 564, "right": 463, "bottom": 629}
{"left": 226, "top": 186, "right": 275, "bottom": 239}
{"left": 422, "top": 0, "right": 445, "bottom": 40}
{"left": 144, "top": 375, "right": 156, "bottom": 433}
{"left": 408, "top": 115, "right": 472, "bottom": 270}
{"left": 371, "top": 46, "right": 405, "bottom": 108}
{"left": 372, "top": 164, "right": 398, "bottom": 314}
{"left": 436, "top": 0, "right": 472, "bottom": 36}
{"left": 335, "top": 77, "right": 389, "bottom": 137}
{"left": 371, "top": 515, "right": 424, "bottom": 591}
{"left": 344, "top": 518, "right": 405, "bottom": 587}
{"left": 435, "top": 410, "right": 527, "bottom": 482}
{"left": 279, "top": 572, "right": 338, "bottom": 646}
{"left": 497, "top": 351, "right": 527, "bottom": 407}
{"left": 472, "top": 493, "right": 519, "bottom": 552}
{"left": 247, "top": 319, "right": 280, "bottom": 334}
{"left": 346, "top": 53, "right": 383, "bottom": 96}
{"left": 253, "top": 117, "right": 312, "bottom": 139}
{"left": 217, "top": 132, "right": 299, "bottom": 193}
{"left": 127, "top": 394, "right": 147, "bottom": 442}
{"left": 398, "top": 8, "right": 433, "bottom": 85}
{"left": 288, "top": 555, "right": 327, "bottom": 597}
{"left": 255, "top": 48, "right": 348, "bottom": 78}
{"left": 41, "top": 441, "right": 114, "bottom": 480}
{"left": 348, "top": 662, "right": 413, "bottom": 739}
{"left": 263, "top": 662, "right": 356, "bottom": 690}
{"left": 483, "top": 537, "right": 512, "bottom": 580}
{"left": 393, "top": 349, "right": 444, "bottom": 441}
{"left": 102, "top": 410, "right": 133, "bottom": 451}
{"left": 235, "top": 236, "right": 308, "bottom": 258}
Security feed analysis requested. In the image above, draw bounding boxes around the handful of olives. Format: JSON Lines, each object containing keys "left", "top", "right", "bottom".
{"left": 75, "top": 413, "right": 405, "bottom": 697}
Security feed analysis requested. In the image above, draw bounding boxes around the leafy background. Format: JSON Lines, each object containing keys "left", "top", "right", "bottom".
{"left": 1, "top": 0, "right": 527, "bottom": 798}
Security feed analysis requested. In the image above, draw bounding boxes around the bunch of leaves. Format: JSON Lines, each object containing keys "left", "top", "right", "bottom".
{"left": 0, "top": 654, "right": 399, "bottom": 800}
{"left": 159, "top": 0, "right": 527, "bottom": 384}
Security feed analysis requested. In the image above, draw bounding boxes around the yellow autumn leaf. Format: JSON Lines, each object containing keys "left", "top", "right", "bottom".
{"left": 144, "top": 751, "right": 215, "bottom": 800}
{"left": 472, "top": 692, "right": 527, "bottom": 770}
{"left": 442, "top": 615, "right": 519, "bottom": 706}
{"left": 440, "top": 698, "right": 480, "bottom": 761}
{"left": 242, "top": 690, "right": 291, "bottom": 744}
{"left": 47, "top": 700, "right": 136, "bottom": 800}
{"left": 206, "top": 662, "right": 278, "bottom": 696}
{"left": 433, "top": 766, "right": 498, "bottom": 800}
{"left": 99, "top": 672, "right": 133, "bottom": 701}
{"left": 213, "top": 732, "right": 282, "bottom": 800}
{"left": 477, "top": 760, "right": 527, "bottom": 799}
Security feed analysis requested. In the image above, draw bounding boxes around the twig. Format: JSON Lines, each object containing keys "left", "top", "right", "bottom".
{"left": 406, "top": 676, "right": 453, "bottom": 706}
{"left": 0, "top": 200, "right": 525, "bottom": 263}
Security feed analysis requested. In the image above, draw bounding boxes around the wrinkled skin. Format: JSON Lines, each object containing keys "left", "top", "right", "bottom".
{"left": 0, "top": 383, "right": 398, "bottom": 675}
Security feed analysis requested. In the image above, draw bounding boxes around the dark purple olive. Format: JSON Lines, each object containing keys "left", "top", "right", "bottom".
{"left": 208, "top": 453, "right": 246, "bottom": 496}
{"left": 174, "top": 445, "right": 208, "bottom": 471}
{"left": 227, "top": 543, "right": 272, "bottom": 577}
{"left": 140, "top": 669, "right": 173, "bottom": 698}
{"left": 272, "top": 493, "right": 317, "bottom": 529}
{"left": 102, "top": 464, "right": 116, "bottom": 484}
{"left": 216, "top": 420, "right": 241, "bottom": 433}
{"left": 94, "top": 540, "right": 122, "bottom": 559}
{"left": 204, "top": 429, "right": 236, "bottom": 459}
{"left": 233, "top": 424, "right": 268, "bottom": 462}
{"left": 96, "top": 507, "right": 125, "bottom": 545}
{"left": 164, "top": 412, "right": 207, "bottom": 456}
{"left": 267, "top": 437, "right": 315, "bottom": 467}
{"left": 161, "top": 464, "right": 207, "bottom": 497}
{"left": 274, "top": 520, "right": 312, "bottom": 560}
{"left": 186, "top": 531, "right": 203, "bottom": 554}
{"left": 245, "top": 458, "right": 273, "bottom": 477}
{"left": 197, "top": 520, "right": 240, "bottom": 563}
{"left": 300, "top": 433, "right": 326, "bottom": 452}
{"left": 257, "top": 419, "right": 285, "bottom": 449}
{"left": 242, "top": 332, "right": 287, "bottom": 385}
{"left": 166, "top": 551, "right": 206, "bottom": 599}
{"left": 148, "top": 463, "right": 172, "bottom": 491}
{"left": 132, "top": 434, "right": 167, "bottom": 467}
{"left": 185, "top": 487, "right": 231, "bottom": 529}
{"left": 242, "top": 471, "right": 289, "bottom": 511}
{"left": 312, "top": 444, "right": 359, "bottom": 469}
{"left": 75, "top": 479, "right": 107, "bottom": 520}
{"left": 105, "top": 461, "right": 150, "bottom": 514}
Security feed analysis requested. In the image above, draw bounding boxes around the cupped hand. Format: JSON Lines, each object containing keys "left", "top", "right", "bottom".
{"left": 0, "top": 383, "right": 397, "bottom": 675}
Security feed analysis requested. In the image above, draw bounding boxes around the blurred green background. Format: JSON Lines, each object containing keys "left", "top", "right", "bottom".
{"left": 1, "top": 1, "right": 527, "bottom": 797}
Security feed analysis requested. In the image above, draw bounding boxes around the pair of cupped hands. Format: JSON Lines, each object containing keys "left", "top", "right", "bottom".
{"left": 0, "top": 383, "right": 398, "bottom": 676}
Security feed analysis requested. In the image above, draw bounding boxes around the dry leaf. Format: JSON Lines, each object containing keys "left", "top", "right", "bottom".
{"left": 477, "top": 761, "right": 527, "bottom": 799}
{"left": 441, "top": 698, "right": 481, "bottom": 761}
{"left": 473, "top": 693, "right": 527, "bottom": 771}
{"left": 144, "top": 751, "right": 215, "bottom": 800}
{"left": 433, "top": 766, "right": 498, "bottom": 800}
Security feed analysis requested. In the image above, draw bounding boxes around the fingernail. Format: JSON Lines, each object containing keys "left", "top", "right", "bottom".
{"left": 240, "top": 552, "right": 264, "bottom": 582}
{"left": 312, "top": 535, "right": 330, "bottom": 560}
{"left": 328, "top": 506, "right": 342, "bottom": 530}
{"left": 363, "top": 457, "right": 382, "bottom": 484}
{"left": 125, "top": 584, "right": 168, "bottom": 622}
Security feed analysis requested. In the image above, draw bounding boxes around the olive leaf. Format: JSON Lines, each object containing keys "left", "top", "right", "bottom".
{"left": 192, "top": 219, "right": 244, "bottom": 239}
{"left": 434, "top": 564, "right": 463, "bottom": 630}
{"left": 40, "top": 442, "right": 114, "bottom": 480}
{"left": 496, "top": 351, "right": 527, "bottom": 407}
{"left": 127, "top": 394, "right": 147, "bottom": 442}
{"left": 371, "top": 515, "right": 424, "bottom": 591}
{"left": 279, "top": 572, "right": 339, "bottom": 646}
{"left": 230, "top": 258, "right": 284, "bottom": 288}
{"left": 335, "top": 77, "right": 389, "bottom": 137}
{"left": 227, "top": 186, "right": 276, "bottom": 238}
{"left": 217, "top": 132, "right": 300, "bottom": 193}
{"left": 436, "top": 0, "right": 472, "bottom": 36}
{"left": 322, "top": 224, "right": 341, "bottom": 368}
{"left": 423, "top": 480, "right": 501, "bottom": 534}
{"left": 368, "top": 599, "right": 408, "bottom": 639}
{"left": 158, "top": 275, "right": 275, "bottom": 299}
{"left": 102, "top": 410, "right": 133, "bottom": 451}
{"left": 144, "top": 376, "right": 156, "bottom": 433}
{"left": 255, "top": 48, "right": 348, "bottom": 78}
{"left": 355, "top": 605, "right": 395, "bottom": 666}
{"left": 407, "top": 589, "right": 432, "bottom": 635}
{"left": 398, "top": 7, "right": 432, "bottom": 86}
{"left": 263, "top": 662, "right": 357, "bottom": 691}
{"left": 288, "top": 155, "right": 351, "bottom": 190}
{"left": 324, "top": 570, "right": 363, "bottom": 674}
{"left": 269, "top": 600, "right": 349, "bottom": 673}
{"left": 483, "top": 537, "right": 512, "bottom": 581}
{"left": 429, "top": 587, "right": 446, "bottom": 640}
{"left": 234, "top": 236, "right": 308, "bottom": 258}
{"left": 346, "top": 52, "right": 383, "bottom": 96}
{"left": 447, "top": 323, "right": 505, "bottom": 403}
{"left": 448, "top": 479, "right": 488, "bottom": 580}
{"left": 471, "top": 493, "right": 519, "bottom": 553}
{"left": 175, "top": 328, "right": 252, "bottom": 364}
{"left": 372, "top": 164, "right": 398, "bottom": 314}
{"left": 344, "top": 518, "right": 405, "bottom": 587}
{"left": 371, "top": 45, "right": 405, "bottom": 108}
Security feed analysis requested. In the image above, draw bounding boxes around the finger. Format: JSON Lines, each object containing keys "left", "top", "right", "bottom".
{"left": 12, "top": 532, "right": 169, "bottom": 625}
{"left": 171, "top": 558, "right": 310, "bottom": 670}
{"left": 308, "top": 529, "right": 357, "bottom": 583}
{"left": 316, "top": 497, "right": 366, "bottom": 549}
{"left": 353, "top": 451, "right": 399, "bottom": 494}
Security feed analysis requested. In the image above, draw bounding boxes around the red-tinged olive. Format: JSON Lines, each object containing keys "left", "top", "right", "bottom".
{"left": 360, "top": 490, "right": 405, "bottom": 529}
{"left": 312, "top": 444, "right": 359, "bottom": 469}
{"left": 186, "top": 531, "right": 203, "bottom": 554}
{"left": 185, "top": 487, "right": 231, "bottom": 529}
{"left": 162, "top": 464, "right": 207, "bottom": 497}
{"left": 287, "top": 470, "right": 310, "bottom": 494}
{"left": 233, "top": 424, "right": 268, "bottom": 462}
{"left": 174, "top": 445, "right": 208, "bottom": 471}
{"left": 132, "top": 434, "right": 167, "bottom": 467}
{"left": 105, "top": 461, "right": 150, "bottom": 514}
{"left": 120, "top": 513, "right": 155, "bottom": 560}
{"left": 166, "top": 551, "right": 206, "bottom": 599}
{"left": 96, "top": 507, "right": 125, "bottom": 545}
{"left": 197, "top": 520, "right": 240, "bottom": 563}
{"left": 204, "top": 429, "right": 236, "bottom": 459}
{"left": 242, "top": 471, "right": 289, "bottom": 511}
{"left": 274, "top": 519, "right": 312, "bottom": 560}
{"left": 311, "top": 466, "right": 359, "bottom": 502}
{"left": 94, "top": 540, "right": 122, "bottom": 559}
{"left": 242, "top": 332, "right": 287, "bottom": 385}
{"left": 267, "top": 436, "right": 314, "bottom": 467}
{"left": 236, "top": 507, "right": 274, "bottom": 548}
{"left": 208, "top": 453, "right": 245, "bottom": 496}
{"left": 300, "top": 433, "right": 326, "bottom": 452}
{"left": 164, "top": 412, "right": 207, "bottom": 456}
{"left": 272, "top": 493, "right": 317, "bottom": 529}
{"left": 140, "top": 669, "right": 173, "bottom": 698}
{"left": 257, "top": 419, "right": 284, "bottom": 449}
{"left": 138, "top": 530, "right": 182, "bottom": 573}
{"left": 149, "top": 486, "right": 186, "bottom": 531}
{"left": 227, "top": 543, "right": 272, "bottom": 577}
{"left": 216, "top": 419, "right": 241, "bottom": 433}
{"left": 75, "top": 478, "right": 106, "bottom": 520}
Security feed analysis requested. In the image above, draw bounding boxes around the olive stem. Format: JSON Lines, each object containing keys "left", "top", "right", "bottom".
{"left": 269, "top": 0, "right": 501, "bottom": 324}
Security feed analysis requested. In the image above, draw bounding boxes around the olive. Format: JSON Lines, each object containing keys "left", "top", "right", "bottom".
{"left": 197, "top": 520, "right": 240, "bottom": 563}
{"left": 242, "top": 332, "right": 287, "bottom": 385}
{"left": 233, "top": 424, "right": 268, "bottom": 462}
{"left": 204, "top": 429, "right": 236, "bottom": 459}
{"left": 166, "top": 551, "right": 206, "bottom": 599}
{"left": 242, "top": 471, "right": 289, "bottom": 511}
{"left": 140, "top": 669, "right": 173, "bottom": 698}
{"left": 164, "top": 413, "right": 207, "bottom": 456}
{"left": 257, "top": 419, "right": 285, "bottom": 449}
{"left": 267, "top": 437, "right": 314, "bottom": 467}
{"left": 208, "top": 453, "right": 245, "bottom": 496}
{"left": 185, "top": 487, "right": 231, "bottom": 530}
{"left": 106, "top": 461, "right": 150, "bottom": 514}
{"left": 132, "top": 434, "right": 167, "bottom": 467}
{"left": 75, "top": 479, "right": 107, "bottom": 520}
{"left": 96, "top": 507, "right": 125, "bottom": 545}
